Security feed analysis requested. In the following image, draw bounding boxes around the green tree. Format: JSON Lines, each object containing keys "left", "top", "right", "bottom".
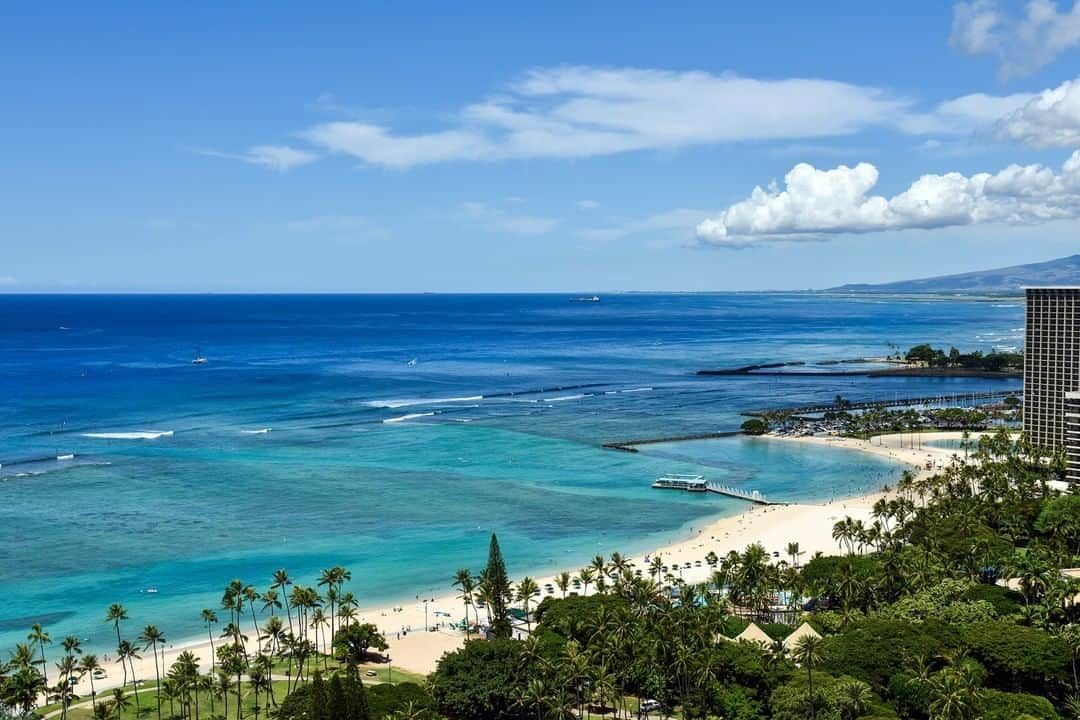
{"left": 334, "top": 623, "right": 389, "bottom": 667}
{"left": 483, "top": 534, "right": 513, "bottom": 639}
{"left": 792, "top": 634, "right": 824, "bottom": 720}
{"left": 28, "top": 623, "right": 51, "bottom": 684}
{"left": 138, "top": 624, "right": 166, "bottom": 720}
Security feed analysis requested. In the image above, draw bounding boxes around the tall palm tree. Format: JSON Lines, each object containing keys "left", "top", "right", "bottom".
{"left": 28, "top": 623, "right": 52, "bottom": 684}
{"left": 116, "top": 639, "right": 141, "bottom": 713}
{"left": 792, "top": 633, "right": 824, "bottom": 720}
{"left": 105, "top": 604, "right": 128, "bottom": 653}
{"left": 202, "top": 608, "right": 219, "bottom": 672}
{"left": 786, "top": 541, "right": 802, "bottom": 568}
{"left": 453, "top": 568, "right": 475, "bottom": 639}
{"left": 555, "top": 571, "right": 571, "bottom": 599}
{"left": 243, "top": 585, "right": 262, "bottom": 639}
{"left": 261, "top": 589, "right": 281, "bottom": 619}
{"left": 577, "top": 567, "right": 596, "bottom": 596}
{"left": 515, "top": 577, "right": 540, "bottom": 634}
{"left": 79, "top": 654, "right": 102, "bottom": 714}
{"left": 138, "top": 625, "right": 166, "bottom": 720}
{"left": 271, "top": 569, "right": 294, "bottom": 635}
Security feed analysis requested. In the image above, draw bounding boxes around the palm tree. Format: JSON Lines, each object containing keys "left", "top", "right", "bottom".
{"left": 138, "top": 625, "right": 165, "bottom": 720}
{"left": 53, "top": 655, "right": 80, "bottom": 720}
{"left": 515, "top": 577, "right": 540, "bottom": 634}
{"left": 80, "top": 654, "right": 103, "bottom": 714}
{"left": 105, "top": 603, "right": 128, "bottom": 671}
{"left": 792, "top": 633, "right": 824, "bottom": 720}
{"left": 271, "top": 569, "right": 294, "bottom": 635}
{"left": 928, "top": 667, "right": 983, "bottom": 720}
{"left": 453, "top": 568, "right": 475, "bottom": 639}
{"left": 261, "top": 589, "right": 281, "bottom": 618}
{"left": 111, "top": 687, "right": 131, "bottom": 720}
{"left": 577, "top": 567, "right": 596, "bottom": 596}
{"left": 786, "top": 541, "right": 802, "bottom": 568}
{"left": 202, "top": 608, "right": 219, "bottom": 672}
{"left": 243, "top": 584, "right": 262, "bottom": 639}
{"left": 5, "top": 665, "right": 46, "bottom": 715}
{"left": 116, "top": 639, "right": 141, "bottom": 713}
{"left": 28, "top": 623, "right": 52, "bottom": 684}
{"left": 555, "top": 571, "right": 571, "bottom": 599}
{"left": 837, "top": 679, "right": 872, "bottom": 720}
{"left": 311, "top": 609, "right": 329, "bottom": 666}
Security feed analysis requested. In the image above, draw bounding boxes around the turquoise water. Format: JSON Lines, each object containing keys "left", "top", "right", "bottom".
{"left": 0, "top": 293, "right": 1023, "bottom": 651}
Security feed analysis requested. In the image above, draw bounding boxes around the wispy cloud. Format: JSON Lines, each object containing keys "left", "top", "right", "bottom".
{"left": 194, "top": 145, "right": 319, "bottom": 172}
{"left": 576, "top": 199, "right": 600, "bottom": 210}
{"left": 285, "top": 215, "right": 376, "bottom": 233}
{"left": 216, "top": 66, "right": 1039, "bottom": 171}
{"left": 580, "top": 208, "right": 709, "bottom": 243}
{"left": 0, "top": 275, "right": 16, "bottom": 287}
{"left": 951, "top": 0, "right": 1080, "bottom": 78}
{"left": 458, "top": 202, "right": 559, "bottom": 235}
{"left": 302, "top": 67, "right": 920, "bottom": 168}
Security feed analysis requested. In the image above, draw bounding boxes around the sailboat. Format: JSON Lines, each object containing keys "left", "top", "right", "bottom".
{"left": 192, "top": 347, "right": 208, "bottom": 365}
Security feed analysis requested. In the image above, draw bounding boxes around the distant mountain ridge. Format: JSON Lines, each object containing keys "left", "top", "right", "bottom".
{"left": 829, "top": 254, "right": 1080, "bottom": 295}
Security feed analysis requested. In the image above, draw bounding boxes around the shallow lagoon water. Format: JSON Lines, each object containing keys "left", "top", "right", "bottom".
{"left": 0, "top": 293, "right": 1022, "bottom": 650}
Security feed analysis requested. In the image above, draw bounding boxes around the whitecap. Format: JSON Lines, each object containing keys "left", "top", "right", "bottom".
{"left": 240, "top": 428, "right": 272, "bottom": 434}
{"left": 543, "top": 394, "right": 587, "bottom": 402}
{"left": 82, "top": 430, "right": 174, "bottom": 440}
{"left": 365, "top": 395, "right": 483, "bottom": 409}
{"left": 622, "top": 387, "right": 653, "bottom": 393}
{"left": 382, "top": 412, "right": 436, "bottom": 424}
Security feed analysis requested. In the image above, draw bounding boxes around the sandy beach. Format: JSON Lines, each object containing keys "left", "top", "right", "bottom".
{"left": 74, "top": 431, "right": 977, "bottom": 694}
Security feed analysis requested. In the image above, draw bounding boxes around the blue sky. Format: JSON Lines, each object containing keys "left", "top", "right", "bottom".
{"left": 3, "top": 1, "right": 1080, "bottom": 292}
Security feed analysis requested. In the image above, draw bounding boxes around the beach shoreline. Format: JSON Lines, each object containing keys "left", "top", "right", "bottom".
{"left": 66, "top": 430, "right": 977, "bottom": 694}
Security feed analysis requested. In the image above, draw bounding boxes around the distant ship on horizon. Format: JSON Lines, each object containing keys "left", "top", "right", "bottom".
{"left": 570, "top": 295, "right": 600, "bottom": 303}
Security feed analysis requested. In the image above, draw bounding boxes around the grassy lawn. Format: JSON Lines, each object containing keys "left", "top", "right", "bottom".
{"left": 48, "top": 664, "right": 425, "bottom": 720}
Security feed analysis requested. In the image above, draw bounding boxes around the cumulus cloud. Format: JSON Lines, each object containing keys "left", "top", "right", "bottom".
{"left": 458, "top": 202, "right": 559, "bottom": 236}
{"left": 195, "top": 145, "right": 318, "bottom": 172}
{"left": 951, "top": 0, "right": 1080, "bottom": 78}
{"left": 695, "top": 150, "right": 1080, "bottom": 246}
{"left": 996, "top": 77, "right": 1080, "bottom": 147}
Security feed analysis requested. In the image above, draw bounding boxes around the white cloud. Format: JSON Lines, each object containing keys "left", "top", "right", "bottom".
{"left": 195, "top": 145, "right": 318, "bottom": 172}
{"left": 580, "top": 208, "right": 709, "bottom": 242}
{"left": 285, "top": 215, "right": 376, "bottom": 233}
{"left": 458, "top": 202, "right": 559, "bottom": 235}
{"left": 303, "top": 67, "right": 917, "bottom": 168}
{"left": 695, "top": 150, "right": 1080, "bottom": 246}
{"left": 951, "top": 0, "right": 1080, "bottom": 78}
{"left": 576, "top": 199, "right": 600, "bottom": 210}
{"left": 996, "top": 77, "right": 1080, "bottom": 147}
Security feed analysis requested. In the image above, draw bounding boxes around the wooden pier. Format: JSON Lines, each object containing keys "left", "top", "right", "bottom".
{"left": 705, "top": 483, "right": 785, "bottom": 505}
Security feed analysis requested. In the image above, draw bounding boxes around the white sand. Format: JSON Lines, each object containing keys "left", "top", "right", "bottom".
{"left": 73, "top": 432, "right": 976, "bottom": 692}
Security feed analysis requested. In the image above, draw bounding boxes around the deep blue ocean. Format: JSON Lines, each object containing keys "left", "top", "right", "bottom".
{"left": 0, "top": 293, "right": 1023, "bottom": 651}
